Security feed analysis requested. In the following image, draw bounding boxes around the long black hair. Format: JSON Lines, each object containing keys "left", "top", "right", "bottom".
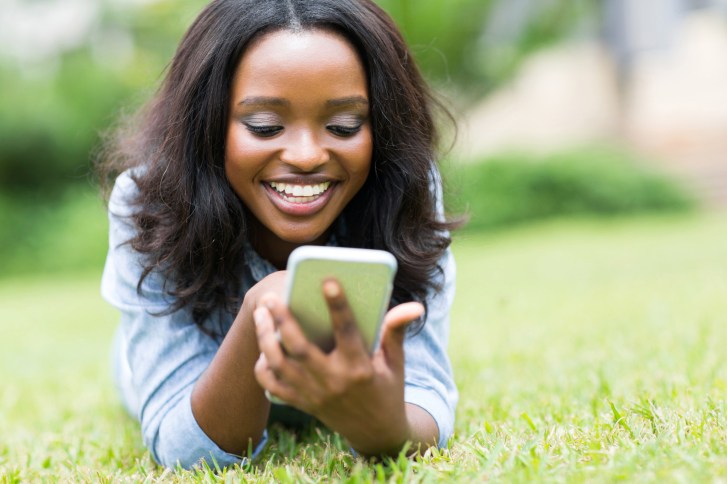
{"left": 98, "top": 0, "right": 460, "bottom": 324}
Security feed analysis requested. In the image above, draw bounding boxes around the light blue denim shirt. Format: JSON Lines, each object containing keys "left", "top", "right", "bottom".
{"left": 101, "top": 171, "right": 457, "bottom": 469}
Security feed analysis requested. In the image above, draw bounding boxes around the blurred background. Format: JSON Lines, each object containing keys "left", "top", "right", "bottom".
{"left": 0, "top": 0, "right": 725, "bottom": 278}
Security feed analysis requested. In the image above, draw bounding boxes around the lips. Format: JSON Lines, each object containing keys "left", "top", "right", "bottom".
{"left": 263, "top": 180, "right": 337, "bottom": 216}
{"left": 269, "top": 181, "right": 332, "bottom": 202}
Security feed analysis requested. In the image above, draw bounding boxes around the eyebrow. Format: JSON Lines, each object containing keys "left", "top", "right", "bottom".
{"left": 238, "top": 96, "right": 290, "bottom": 107}
{"left": 237, "top": 95, "right": 369, "bottom": 108}
{"left": 326, "top": 96, "right": 369, "bottom": 108}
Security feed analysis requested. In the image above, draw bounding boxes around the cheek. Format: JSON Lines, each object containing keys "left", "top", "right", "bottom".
{"left": 356, "top": 129, "right": 374, "bottom": 181}
{"left": 224, "top": 125, "right": 268, "bottom": 180}
{"left": 348, "top": 129, "right": 373, "bottom": 183}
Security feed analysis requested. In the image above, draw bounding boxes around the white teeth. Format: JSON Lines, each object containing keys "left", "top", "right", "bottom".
{"left": 269, "top": 181, "right": 331, "bottom": 200}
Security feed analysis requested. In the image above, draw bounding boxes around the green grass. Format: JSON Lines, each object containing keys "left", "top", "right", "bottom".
{"left": 1, "top": 213, "right": 726, "bottom": 482}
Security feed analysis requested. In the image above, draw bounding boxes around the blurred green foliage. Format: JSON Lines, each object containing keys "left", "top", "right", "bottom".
{"left": 0, "top": 187, "right": 108, "bottom": 277}
{"left": 378, "top": 0, "right": 492, "bottom": 88}
{"left": 0, "top": 52, "right": 128, "bottom": 194}
{"left": 379, "top": 0, "right": 597, "bottom": 92}
{"left": 0, "top": 0, "right": 682, "bottom": 278}
{"left": 445, "top": 148, "right": 696, "bottom": 232}
{"left": 0, "top": 0, "right": 593, "bottom": 193}
{"left": 0, "top": 1, "right": 206, "bottom": 194}
{"left": 0, "top": 148, "right": 697, "bottom": 279}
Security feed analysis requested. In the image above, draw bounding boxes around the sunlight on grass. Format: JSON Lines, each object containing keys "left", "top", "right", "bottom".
{"left": 1, "top": 213, "right": 726, "bottom": 481}
{"left": 449, "top": 213, "right": 727, "bottom": 481}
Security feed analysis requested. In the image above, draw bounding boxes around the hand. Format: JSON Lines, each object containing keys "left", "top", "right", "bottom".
{"left": 253, "top": 278, "right": 424, "bottom": 456}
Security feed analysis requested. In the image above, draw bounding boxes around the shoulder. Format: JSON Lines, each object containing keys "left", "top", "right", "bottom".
{"left": 108, "top": 169, "right": 142, "bottom": 218}
{"left": 102, "top": 168, "right": 174, "bottom": 312}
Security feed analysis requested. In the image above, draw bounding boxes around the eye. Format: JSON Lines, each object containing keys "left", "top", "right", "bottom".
{"left": 327, "top": 124, "right": 362, "bottom": 137}
{"left": 244, "top": 123, "right": 283, "bottom": 138}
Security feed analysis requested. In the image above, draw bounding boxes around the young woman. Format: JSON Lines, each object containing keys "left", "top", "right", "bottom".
{"left": 99, "top": 0, "right": 458, "bottom": 470}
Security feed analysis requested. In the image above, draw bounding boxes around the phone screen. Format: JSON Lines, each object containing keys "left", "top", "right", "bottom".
{"left": 286, "top": 246, "right": 397, "bottom": 353}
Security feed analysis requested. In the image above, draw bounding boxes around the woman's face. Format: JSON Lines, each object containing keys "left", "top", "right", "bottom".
{"left": 225, "top": 29, "right": 372, "bottom": 257}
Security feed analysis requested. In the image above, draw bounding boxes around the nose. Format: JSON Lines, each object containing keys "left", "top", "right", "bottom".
{"left": 279, "top": 129, "right": 329, "bottom": 172}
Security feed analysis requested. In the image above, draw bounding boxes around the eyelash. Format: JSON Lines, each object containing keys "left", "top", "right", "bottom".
{"left": 244, "top": 123, "right": 362, "bottom": 138}
{"left": 244, "top": 124, "right": 283, "bottom": 137}
{"left": 327, "top": 124, "right": 362, "bottom": 137}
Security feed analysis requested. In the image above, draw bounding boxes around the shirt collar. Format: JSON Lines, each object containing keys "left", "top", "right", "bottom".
{"left": 243, "top": 240, "right": 278, "bottom": 282}
{"left": 243, "top": 230, "right": 342, "bottom": 283}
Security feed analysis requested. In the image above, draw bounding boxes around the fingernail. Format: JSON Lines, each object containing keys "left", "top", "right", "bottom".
{"left": 323, "top": 280, "right": 340, "bottom": 298}
{"left": 253, "top": 307, "right": 265, "bottom": 327}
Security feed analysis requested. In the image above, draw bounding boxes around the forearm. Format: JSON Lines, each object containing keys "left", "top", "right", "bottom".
{"left": 404, "top": 403, "right": 440, "bottom": 454}
{"left": 345, "top": 402, "right": 439, "bottom": 458}
{"left": 191, "top": 298, "right": 271, "bottom": 455}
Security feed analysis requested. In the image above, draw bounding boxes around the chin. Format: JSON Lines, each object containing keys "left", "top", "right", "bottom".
{"left": 292, "top": 236, "right": 327, "bottom": 246}
{"left": 278, "top": 229, "right": 329, "bottom": 246}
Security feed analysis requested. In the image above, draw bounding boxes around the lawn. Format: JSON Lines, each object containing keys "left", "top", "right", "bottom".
{"left": 1, "top": 213, "right": 725, "bottom": 482}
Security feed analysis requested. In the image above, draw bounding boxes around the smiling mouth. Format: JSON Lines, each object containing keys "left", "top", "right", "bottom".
{"left": 268, "top": 181, "right": 333, "bottom": 203}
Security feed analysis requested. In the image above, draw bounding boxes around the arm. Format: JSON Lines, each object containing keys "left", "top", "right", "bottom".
{"left": 401, "top": 168, "right": 459, "bottom": 449}
{"left": 102, "top": 172, "right": 272, "bottom": 468}
{"left": 190, "top": 272, "right": 287, "bottom": 455}
{"left": 405, "top": 403, "right": 441, "bottom": 452}
{"left": 401, "top": 247, "right": 458, "bottom": 449}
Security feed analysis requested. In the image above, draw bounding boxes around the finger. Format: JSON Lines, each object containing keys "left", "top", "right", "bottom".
{"left": 322, "top": 278, "right": 367, "bottom": 357}
{"left": 260, "top": 292, "right": 325, "bottom": 366}
{"left": 254, "top": 353, "right": 298, "bottom": 405}
{"left": 254, "top": 306, "right": 294, "bottom": 379}
{"left": 378, "top": 302, "right": 424, "bottom": 368}
{"left": 255, "top": 338, "right": 324, "bottom": 412}
{"left": 382, "top": 302, "right": 425, "bottom": 332}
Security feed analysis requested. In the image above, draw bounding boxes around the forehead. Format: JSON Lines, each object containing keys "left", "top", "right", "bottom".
{"left": 231, "top": 29, "right": 368, "bottom": 99}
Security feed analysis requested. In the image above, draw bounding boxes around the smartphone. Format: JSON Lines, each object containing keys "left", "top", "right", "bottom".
{"left": 285, "top": 245, "right": 398, "bottom": 353}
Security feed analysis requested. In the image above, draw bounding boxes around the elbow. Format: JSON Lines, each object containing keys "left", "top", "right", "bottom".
{"left": 140, "top": 395, "right": 250, "bottom": 470}
{"left": 145, "top": 423, "right": 207, "bottom": 470}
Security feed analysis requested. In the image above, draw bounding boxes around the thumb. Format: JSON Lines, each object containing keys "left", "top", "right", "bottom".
{"left": 378, "top": 302, "right": 424, "bottom": 367}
